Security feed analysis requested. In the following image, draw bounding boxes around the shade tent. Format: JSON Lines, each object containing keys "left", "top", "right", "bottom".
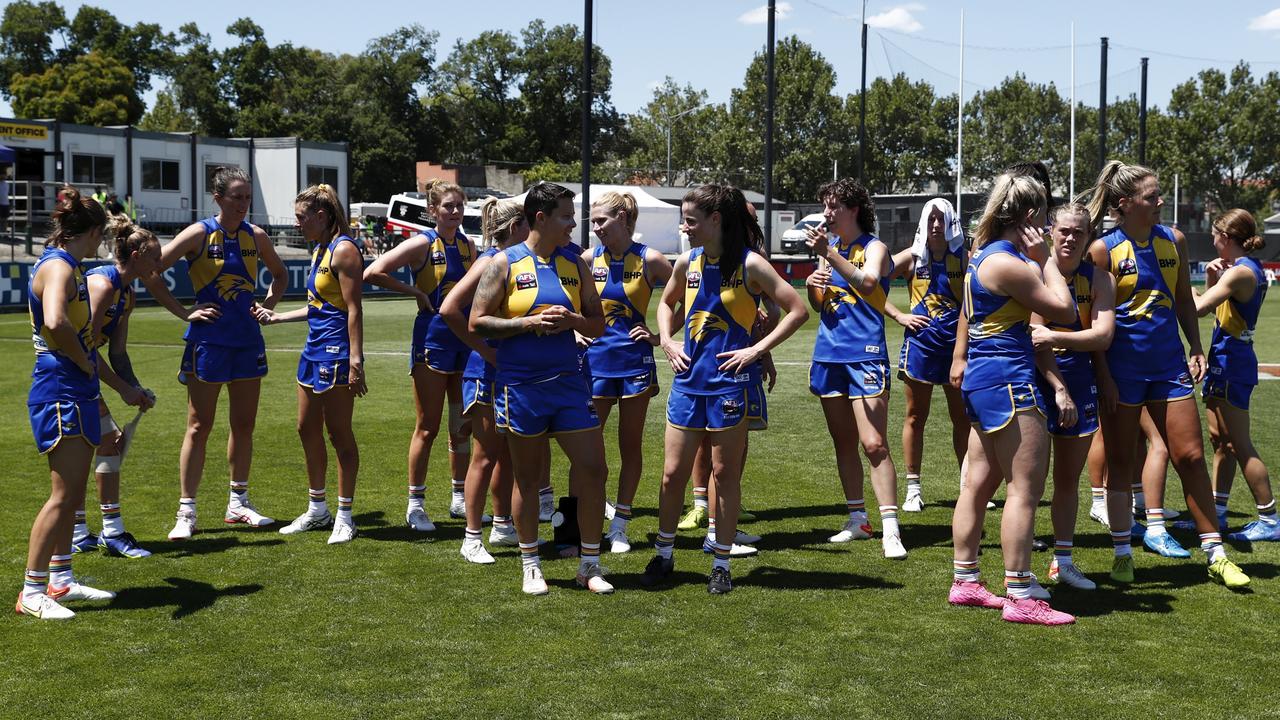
{"left": 0, "top": 145, "right": 14, "bottom": 163}
{"left": 509, "top": 184, "right": 683, "bottom": 254}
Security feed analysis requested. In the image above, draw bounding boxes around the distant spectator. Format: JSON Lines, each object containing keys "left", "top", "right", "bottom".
{"left": 0, "top": 163, "right": 11, "bottom": 230}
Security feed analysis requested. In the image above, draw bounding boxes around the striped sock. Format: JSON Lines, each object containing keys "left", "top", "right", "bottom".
{"left": 451, "top": 479, "right": 465, "bottom": 502}
{"left": 539, "top": 486, "right": 554, "bottom": 502}
{"left": 407, "top": 484, "right": 425, "bottom": 511}
{"left": 49, "top": 554, "right": 73, "bottom": 587}
{"left": 1005, "top": 570, "right": 1033, "bottom": 600}
{"left": 1131, "top": 482, "right": 1145, "bottom": 509}
{"left": 847, "top": 498, "right": 867, "bottom": 522}
{"left": 73, "top": 509, "right": 89, "bottom": 542}
{"left": 179, "top": 497, "right": 196, "bottom": 516}
{"left": 229, "top": 480, "right": 249, "bottom": 506}
{"left": 464, "top": 527, "right": 482, "bottom": 542}
{"left": 906, "top": 472, "right": 922, "bottom": 496}
{"left": 337, "top": 497, "right": 353, "bottom": 523}
{"left": 1090, "top": 487, "right": 1106, "bottom": 511}
{"left": 493, "top": 515, "right": 513, "bottom": 529}
{"left": 1214, "top": 491, "right": 1230, "bottom": 517}
{"left": 1200, "top": 533, "right": 1226, "bottom": 563}
{"left": 1258, "top": 500, "right": 1277, "bottom": 524}
{"left": 879, "top": 505, "right": 900, "bottom": 536}
{"left": 22, "top": 569, "right": 49, "bottom": 600}
{"left": 655, "top": 530, "right": 676, "bottom": 559}
{"left": 706, "top": 516, "right": 717, "bottom": 545}
{"left": 610, "top": 503, "right": 633, "bottom": 532}
{"left": 1054, "top": 540, "right": 1074, "bottom": 566}
{"left": 308, "top": 487, "right": 328, "bottom": 515}
{"left": 693, "top": 486, "right": 709, "bottom": 510}
{"left": 519, "top": 541, "right": 540, "bottom": 569}
{"left": 101, "top": 502, "right": 124, "bottom": 537}
{"left": 953, "top": 559, "right": 980, "bottom": 583}
{"left": 579, "top": 541, "right": 601, "bottom": 570}
{"left": 1146, "top": 507, "right": 1167, "bottom": 535}
{"left": 1112, "top": 530, "right": 1133, "bottom": 557}
{"left": 710, "top": 541, "right": 731, "bottom": 571}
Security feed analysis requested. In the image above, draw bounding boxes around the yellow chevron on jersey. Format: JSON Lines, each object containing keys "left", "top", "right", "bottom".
{"left": 505, "top": 253, "right": 582, "bottom": 319}
{"left": 188, "top": 224, "right": 258, "bottom": 298}
{"left": 592, "top": 249, "right": 650, "bottom": 312}
{"left": 1215, "top": 299, "right": 1252, "bottom": 340}
{"left": 968, "top": 296, "right": 1031, "bottom": 339}
{"left": 1110, "top": 235, "right": 1178, "bottom": 309}
{"left": 908, "top": 251, "right": 964, "bottom": 318}
{"left": 688, "top": 310, "right": 730, "bottom": 342}
{"left": 684, "top": 253, "right": 758, "bottom": 332}
{"left": 414, "top": 232, "right": 474, "bottom": 298}
{"left": 308, "top": 242, "right": 348, "bottom": 312}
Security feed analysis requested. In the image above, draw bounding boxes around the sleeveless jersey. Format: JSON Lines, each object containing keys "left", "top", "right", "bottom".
{"left": 905, "top": 246, "right": 964, "bottom": 347}
{"left": 1044, "top": 262, "right": 1095, "bottom": 377}
{"left": 184, "top": 218, "right": 262, "bottom": 347}
{"left": 304, "top": 235, "right": 360, "bottom": 361}
{"left": 412, "top": 228, "right": 474, "bottom": 353}
{"left": 962, "top": 239, "right": 1035, "bottom": 391}
{"left": 813, "top": 234, "right": 890, "bottom": 363}
{"left": 28, "top": 246, "right": 98, "bottom": 404}
{"left": 495, "top": 243, "right": 584, "bottom": 385}
{"left": 86, "top": 264, "right": 134, "bottom": 350}
{"left": 673, "top": 247, "right": 760, "bottom": 395}
{"left": 1209, "top": 256, "right": 1267, "bottom": 384}
{"left": 463, "top": 246, "right": 502, "bottom": 382}
{"left": 586, "top": 241, "right": 656, "bottom": 377}
{"left": 1102, "top": 225, "right": 1184, "bottom": 380}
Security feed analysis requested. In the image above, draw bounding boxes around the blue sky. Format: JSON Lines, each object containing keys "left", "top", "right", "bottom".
{"left": 3, "top": 1, "right": 1279, "bottom": 118}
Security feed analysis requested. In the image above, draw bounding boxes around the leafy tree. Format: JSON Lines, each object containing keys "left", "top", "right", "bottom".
{"left": 138, "top": 86, "right": 196, "bottom": 132}
{"left": 623, "top": 78, "right": 721, "bottom": 185}
{"left": 64, "top": 5, "right": 173, "bottom": 93}
{"left": 169, "top": 23, "right": 235, "bottom": 136}
{"left": 433, "top": 30, "right": 524, "bottom": 163}
{"left": 961, "top": 74, "right": 1072, "bottom": 194}
{"left": 10, "top": 50, "right": 141, "bottom": 124}
{"left": 0, "top": 0, "right": 68, "bottom": 96}
{"left": 853, "top": 74, "right": 957, "bottom": 194}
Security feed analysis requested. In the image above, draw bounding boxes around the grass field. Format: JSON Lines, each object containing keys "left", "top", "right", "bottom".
{"left": 1, "top": 286, "right": 1279, "bottom": 719}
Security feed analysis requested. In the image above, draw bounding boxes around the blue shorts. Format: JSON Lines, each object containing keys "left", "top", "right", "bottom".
{"left": 810, "top": 360, "right": 889, "bottom": 399}
{"left": 462, "top": 376, "right": 493, "bottom": 416}
{"left": 897, "top": 336, "right": 952, "bottom": 385}
{"left": 747, "top": 382, "right": 768, "bottom": 431}
{"left": 180, "top": 340, "right": 267, "bottom": 384}
{"left": 412, "top": 345, "right": 468, "bottom": 374}
{"left": 29, "top": 400, "right": 101, "bottom": 454}
{"left": 578, "top": 348, "right": 592, "bottom": 384}
{"left": 1038, "top": 372, "right": 1099, "bottom": 437}
{"left": 591, "top": 369, "right": 659, "bottom": 400}
{"left": 495, "top": 373, "right": 599, "bottom": 437}
{"left": 1203, "top": 377, "right": 1253, "bottom": 411}
{"left": 964, "top": 382, "right": 1045, "bottom": 434}
{"left": 297, "top": 358, "right": 349, "bottom": 394}
{"left": 1115, "top": 370, "right": 1195, "bottom": 406}
{"left": 667, "top": 386, "right": 749, "bottom": 432}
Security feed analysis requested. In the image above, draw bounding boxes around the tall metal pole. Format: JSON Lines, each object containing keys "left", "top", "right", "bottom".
{"left": 764, "top": 0, "right": 776, "bottom": 257}
{"left": 1070, "top": 22, "right": 1075, "bottom": 200}
{"left": 857, "top": 0, "right": 867, "bottom": 181}
{"left": 1098, "top": 37, "right": 1108, "bottom": 173}
{"left": 580, "top": 0, "right": 593, "bottom": 249}
{"left": 1139, "top": 57, "right": 1149, "bottom": 166}
{"left": 956, "top": 9, "right": 964, "bottom": 217}
{"left": 665, "top": 125, "right": 672, "bottom": 187}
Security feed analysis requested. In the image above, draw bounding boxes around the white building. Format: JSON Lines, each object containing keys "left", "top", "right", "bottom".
{"left": 0, "top": 117, "right": 348, "bottom": 231}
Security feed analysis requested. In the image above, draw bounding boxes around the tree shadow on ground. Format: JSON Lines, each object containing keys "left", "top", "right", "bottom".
{"left": 1049, "top": 586, "right": 1178, "bottom": 617}
{"left": 734, "top": 504, "right": 848, "bottom": 523}
{"left": 355, "top": 511, "right": 466, "bottom": 543}
{"left": 737, "top": 564, "right": 906, "bottom": 591}
{"left": 147, "top": 535, "right": 284, "bottom": 557}
{"left": 76, "top": 577, "right": 263, "bottom": 620}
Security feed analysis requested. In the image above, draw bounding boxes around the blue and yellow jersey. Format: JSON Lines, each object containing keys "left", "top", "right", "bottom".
{"left": 813, "top": 234, "right": 889, "bottom": 363}
{"left": 962, "top": 239, "right": 1036, "bottom": 391}
{"left": 674, "top": 247, "right": 760, "bottom": 395}
{"left": 303, "top": 235, "right": 360, "bottom": 361}
{"left": 494, "top": 243, "right": 584, "bottom": 384}
{"left": 463, "top": 246, "right": 502, "bottom": 382}
{"left": 184, "top": 218, "right": 261, "bottom": 347}
{"left": 28, "top": 246, "right": 98, "bottom": 404}
{"left": 85, "top": 264, "right": 134, "bottom": 350}
{"left": 1209, "top": 256, "right": 1267, "bottom": 384}
{"left": 1101, "top": 224, "right": 1184, "bottom": 380}
{"left": 412, "top": 228, "right": 474, "bottom": 353}
{"left": 1044, "top": 262, "right": 1095, "bottom": 377}
{"left": 585, "top": 241, "right": 656, "bottom": 377}
{"left": 905, "top": 247, "right": 964, "bottom": 345}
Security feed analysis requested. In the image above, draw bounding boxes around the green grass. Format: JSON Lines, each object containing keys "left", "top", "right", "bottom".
{"left": 1, "top": 288, "right": 1278, "bottom": 719}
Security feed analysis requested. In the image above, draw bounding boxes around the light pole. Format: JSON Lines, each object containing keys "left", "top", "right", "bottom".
{"left": 663, "top": 104, "right": 705, "bottom": 187}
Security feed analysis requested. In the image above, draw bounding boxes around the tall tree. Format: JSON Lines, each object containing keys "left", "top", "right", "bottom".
{"left": 10, "top": 50, "right": 142, "bottom": 124}
{"left": 623, "top": 78, "right": 721, "bottom": 185}
{"left": 853, "top": 74, "right": 957, "bottom": 194}
{"left": 64, "top": 5, "right": 174, "bottom": 93}
{"left": 0, "top": 0, "right": 68, "bottom": 96}
{"left": 169, "top": 22, "right": 235, "bottom": 136}
{"left": 433, "top": 30, "right": 524, "bottom": 164}
{"left": 961, "top": 74, "right": 1072, "bottom": 194}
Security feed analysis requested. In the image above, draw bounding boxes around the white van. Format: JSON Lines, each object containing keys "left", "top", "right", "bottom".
{"left": 385, "top": 193, "right": 483, "bottom": 244}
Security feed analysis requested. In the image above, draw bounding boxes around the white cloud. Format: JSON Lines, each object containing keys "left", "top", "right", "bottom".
{"left": 1247, "top": 8, "right": 1280, "bottom": 31}
{"left": 867, "top": 5, "right": 924, "bottom": 33}
{"left": 738, "top": 2, "right": 793, "bottom": 25}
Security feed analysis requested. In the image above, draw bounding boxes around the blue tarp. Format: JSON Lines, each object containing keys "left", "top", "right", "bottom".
{"left": 0, "top": 145, "right": 14, "bottom": 163}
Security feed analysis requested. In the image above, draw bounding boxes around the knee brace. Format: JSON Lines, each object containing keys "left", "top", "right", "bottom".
{"left": 447, "top": 403, "right": 470, "bottom": 453}
{"left": 94, "top": 453, "right": 123, "bottom": 474}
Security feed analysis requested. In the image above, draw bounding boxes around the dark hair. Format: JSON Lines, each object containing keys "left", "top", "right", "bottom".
{"left": 818, "top": 178, "right": 876, "bottom": 235}
{"left": 1005, "top": 161, "right": 1053, "bottom": 206}
{"left": 523, "top": 182, "right": 575, "bottom": 228}
{"left": 48, "top": 186, "right": 107, "bottom": 248}
{"left": 295, "top": 184, "right": 350, "bottom": 241}
{"left": 1215, "top": 208, "right": 1264, "bottom": 254}
{"left": 682, "top": 184, "right": 763, "bottom": 282}
{"left": 210, "top": 166, "right": 251, "bottom": 196}
{"left": 106, "top": 215, "right": 160, "bottom": 262}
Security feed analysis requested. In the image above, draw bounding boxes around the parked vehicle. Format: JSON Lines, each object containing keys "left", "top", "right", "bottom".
{"left": 780, "top": 213, "right": 825, "bottom": 254}
{"left": 385, "top": 192, "right": 482, "bottom": 246}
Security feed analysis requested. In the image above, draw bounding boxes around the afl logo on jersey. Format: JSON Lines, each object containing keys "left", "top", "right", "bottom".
{"left": 687, "top": 271, "right": 701, "bottom": 289}
{"left": 431, "top": 250, "right": 447, "bottom": 265}
{"left": 915, "top": 265, "right": 931, "bottom": 279}
{"left": 515, "top": 272, "right": 537, "bottom": 290}
{"left": 1118, "top": 257, "right": 1137, "bottom": 276}
{"left": 593, "top": 267, "right": 608, "bottom": 282}
{"left": 207, "top": 244, "right": 225, "bottom": 260}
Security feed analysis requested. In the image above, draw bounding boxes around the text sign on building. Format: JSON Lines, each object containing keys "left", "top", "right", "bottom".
{"left": 0, "top": 121, "right": 49, "bottom": 142}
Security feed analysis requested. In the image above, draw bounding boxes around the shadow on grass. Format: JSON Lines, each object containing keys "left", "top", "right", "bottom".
{"left": 148, "top": 535, "right": 285, "bottom": 557}
{"left": 77, "top": 577, "right": 263, "bottom": 620}
{"left": 1051, "top": 586, "right": 1178, "bottom": 617}
{"left": 355, "top": 510, "right": 469, "bottom": 543}
{"left": 738, "top": 564, "right": 906, "bottom": 591}
{"left": 734, "top": 504, "right": 848, "bottom": 523}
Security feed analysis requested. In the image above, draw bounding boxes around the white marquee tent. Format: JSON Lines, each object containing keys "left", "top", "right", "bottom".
{"left": 510, "top": 184, "right": 683, "bottom": 254}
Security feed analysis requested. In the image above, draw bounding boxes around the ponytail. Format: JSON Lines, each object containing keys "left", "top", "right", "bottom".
{"left": 48, "top": 186, "right": 107, "bottom": 248}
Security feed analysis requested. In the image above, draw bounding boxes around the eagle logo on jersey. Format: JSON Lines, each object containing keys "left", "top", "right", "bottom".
{"left": 822, "top": 286, "right": 858, "bottom": 315}
{"left": 922, "top": 292, "right": 958, "bottom": 318}
{"left": 602, "top": 299, "right": 631, "bottom": 327}
{"left": 214, "top": 274, "right": 254, "bottom": 303}
{"left": 1126, "top": 288, "right": 1172, "bottom": 321}
{"left": 687, "top": 311, "right": 729, "bottom": 342}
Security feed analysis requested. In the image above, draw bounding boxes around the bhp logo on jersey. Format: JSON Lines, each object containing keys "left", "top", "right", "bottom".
{"left": 1158, "top": 257, "right": 1178, "bottom": 268}
{"left": 561, "top": 276, "right": 579, "bottom": 287}
{"left": 515, "top": 272, "right": 537, "bottom": 290}
{"left": 623, "top": 271, "right": 643, "bottom": 281}
{"left": 1118, "top": 258, "right": 1137, "bottom": 276}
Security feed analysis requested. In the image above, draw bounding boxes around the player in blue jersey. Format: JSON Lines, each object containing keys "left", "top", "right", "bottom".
{"left": 1083, "top": 161, "right": 1249, "bottom": 588}
{"left": 440, "top": 197, "right": 529, "bottom": 564}
{"left": 948, "top": 173, "right": 1077, "bottom": 625}
{"left": 470, "top": 182, "right": 612, "bottom": 595}
{"left": 1193, "top": 209, "right": 1276, "bottom": 541}
{"left": 586, "top": 191, "right": 673, "bottom": 553}
{"left": 71, "top": 218, "right": 162, "bottom": 560}
{"left": 642, "top": 184, "right": 808, "bottom": 595}
{"left": 803, "top": 179, "right": 906, "bottom": 559}
{"left": 159, "top": 167, "right": 287, "bottom": 541}
{"left": 255, "top": 184, "right": 366, "bottom": 545}
{"left": 1026, "top": 204, "right": 1116, "bottom": 590}
{"left": 365, "top": 180, "right": 478, "bottom": 532}
{"left": 19, "top": 189, "right": 147, "bottom": 619}
{"left": 884, "top": 199, "right": 969, "bottom": 514}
